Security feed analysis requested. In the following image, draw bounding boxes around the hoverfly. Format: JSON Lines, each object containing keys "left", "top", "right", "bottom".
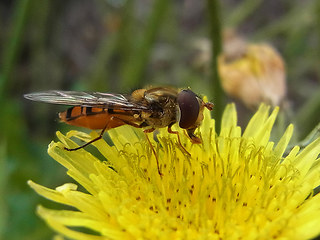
{"left": 24, "top": 87, "right": 214, "bottom": 175}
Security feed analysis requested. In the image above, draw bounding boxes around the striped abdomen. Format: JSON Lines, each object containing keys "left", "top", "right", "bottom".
{"left": 59, "top": 106, "right": 137, "bottom": 130}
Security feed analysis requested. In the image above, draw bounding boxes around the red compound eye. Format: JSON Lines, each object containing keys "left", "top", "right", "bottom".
{"left": 177, "top": 90, "right": 200, "bottom": 129}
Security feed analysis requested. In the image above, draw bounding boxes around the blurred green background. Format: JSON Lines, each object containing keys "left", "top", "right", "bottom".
{"left": 0, "top": 0, "right": 319, "bottom": 239}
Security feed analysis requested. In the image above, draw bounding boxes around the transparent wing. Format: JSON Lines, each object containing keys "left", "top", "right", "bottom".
{"left": 24, "top": 90, "right": 149, "bottom": 110}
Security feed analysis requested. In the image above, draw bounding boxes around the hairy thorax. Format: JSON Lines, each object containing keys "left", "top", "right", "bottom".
{"left": 131, "top": 87, "right": 178, "bottom": 129}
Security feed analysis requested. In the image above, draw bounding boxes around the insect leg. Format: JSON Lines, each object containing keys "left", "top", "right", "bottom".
{"left": 100, "top": 117, "right": 162, "bottom": 176}
{"left": 64, "top": 123, "right": 109, "bottom": 151}
{"left": 143, "top": 129, "right": 162, "bottom": 176}
{"left": 186, "top": 128, "right": 202, "bottom": 144}
{"left": 102, "top": 117, "right": 162, "bottom": 175}
{"left": 64, "top": 116, "right": 162, "bottom": 176}
{"left": 167, "top": 123, "right": 191, "bottom": 156}
{"left": 65, "top": 116, "right": 145, "bottom": 151}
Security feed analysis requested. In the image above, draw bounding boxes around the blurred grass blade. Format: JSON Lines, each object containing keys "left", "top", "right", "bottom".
{"left": 1, "top": 0, "right": 32, "bottom": 96}
{"left": 253, "top": 1, "right": 315, "bottom": 40}
{"left": 120, "top": 0, "right": 169, "bottom": 89}
{"left": 316, "top": 0, "right": 320, "bottom": 79}
{"left": 0, "top": 141, "right": 8, "bottom": 238}
{"left": 84, "top": 1, "right": 135, "bottom": 91}
{"left": 286, "top": 122, "right": 320, "bottom": 155}
{"left": 82, "top": 34, "right": 118, "bottom": 91}
{"left": 226, "top": 0, "right": 262, "bottom": 27}
{"left": 294, "top": 87, "right": 320, "bottom": 139}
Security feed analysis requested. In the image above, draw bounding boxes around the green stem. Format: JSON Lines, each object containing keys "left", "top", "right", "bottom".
{"left": 207, "top": 0, "right": 224, "bottom": 132}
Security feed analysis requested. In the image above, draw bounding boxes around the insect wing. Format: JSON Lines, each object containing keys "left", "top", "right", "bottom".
{"left": 24, "top": 90, "right": 149, "bottom": 111}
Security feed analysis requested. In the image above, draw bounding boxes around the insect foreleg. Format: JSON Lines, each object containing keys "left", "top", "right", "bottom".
{"left": 104, "top": 116, "right": 162, "bottom": 176}
{"left": 167, "top": 123, "right": 191, "bottom": 156}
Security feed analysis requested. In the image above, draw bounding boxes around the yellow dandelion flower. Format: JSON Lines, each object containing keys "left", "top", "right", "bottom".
{"left": 29, "top": 103, "right": 320, "bottom": 240}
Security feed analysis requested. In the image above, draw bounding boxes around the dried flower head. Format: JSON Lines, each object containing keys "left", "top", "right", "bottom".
{"left": 218, "top": 32, "right": 286, "bottom": 108}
